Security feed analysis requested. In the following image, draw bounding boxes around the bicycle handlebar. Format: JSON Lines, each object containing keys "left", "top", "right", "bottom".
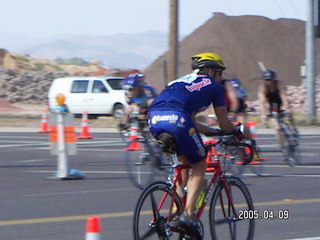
{"left": 204, "top": 136, "right": 254, "bottom": 165}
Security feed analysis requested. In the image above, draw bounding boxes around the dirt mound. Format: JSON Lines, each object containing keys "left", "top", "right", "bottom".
{"left": 144, "top": 13, "right": 313, "bottom": 100}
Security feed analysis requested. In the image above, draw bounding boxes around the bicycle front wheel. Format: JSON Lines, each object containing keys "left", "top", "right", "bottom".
{"left": 133, "top": 181, "right": 184, "bottom": 240}
{"left": 124, "top": 138, "right": 156, "bottom": 189}
{"left": 209, "top": 177, "right": 255, "bottom": 240}
{"left": 279, "top": 128, "right": 302, "bottom": 166}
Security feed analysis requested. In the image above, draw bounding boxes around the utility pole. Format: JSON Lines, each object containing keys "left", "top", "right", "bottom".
{"left": 305, "top": 0, "right": 317, "bottom": 124}
{"left": 166, "top": 0, "right": 179, "bottom": 85}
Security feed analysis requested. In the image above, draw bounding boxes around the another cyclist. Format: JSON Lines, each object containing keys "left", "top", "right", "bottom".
{"left": 119, "top": 73, "right": 157, "bottom": 130}
{"left": 258, "top": 69, "right": 294, "bottom": 152}
{"left": 219, "top": 78, "right": 239, "bottom": 119}
{"left": 230, "top": 78, "right": 250, "bottom": 122}
{"left": 214, "top": 77, "right": 255, "bottom": 142}
{"left": 148, "top": 52, "right": 244, "bottom": 233}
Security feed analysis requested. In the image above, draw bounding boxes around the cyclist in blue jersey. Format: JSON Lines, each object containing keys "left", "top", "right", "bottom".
{"left": 119, "top": 73, "right": 157, "bottom": 129}
{"left": 148, "top": 52, "right": 244, "bottom": 232}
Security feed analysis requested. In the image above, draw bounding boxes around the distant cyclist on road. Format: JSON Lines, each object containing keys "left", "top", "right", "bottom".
{"left": 119, "top": 73, "right": 157, "bottom": 130}
{"left": 148, "top": 52, "right": 244, "bottom": 235}
{"left": 258, "top": 69, "right": 295, "bottom": 152}
{"left": 230, "top": 78, "right": 256, "bottom": 140}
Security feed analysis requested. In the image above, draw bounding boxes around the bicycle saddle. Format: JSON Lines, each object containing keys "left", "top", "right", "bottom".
{"left": 157, "top": 133, "right": 177, "bottom": 154}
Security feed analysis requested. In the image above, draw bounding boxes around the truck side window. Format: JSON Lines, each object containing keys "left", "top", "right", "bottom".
{"left": 92, "top": 80, "right": 108, "bottom": 93}
{"left": 71, "top": 80, "right": 89, "bottom": 93}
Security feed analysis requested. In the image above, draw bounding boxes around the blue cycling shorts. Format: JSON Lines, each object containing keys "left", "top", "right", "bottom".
{"left": 148, "top": 110, "right": 206, "bottom": 164}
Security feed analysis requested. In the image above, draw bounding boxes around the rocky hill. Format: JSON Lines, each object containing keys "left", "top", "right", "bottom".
{"left": 0, "top": 48, "right": 132, "bottom": 104}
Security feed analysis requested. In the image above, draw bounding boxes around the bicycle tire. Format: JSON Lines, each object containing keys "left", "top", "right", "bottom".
{"left": 279, "top": 127, "right": 291, "bottom": 164}
{"left": 133, "top": 181, "right": 184, "bottom": 240}
{"left": 289, "top": 142, "right": 303, "bottom": 166}
{"left": 279, "top": 127, "right": 302, "bottom": 166}
{"left": 119, "top": 129, "right": 131, "bottom": 144}
{"left": 209, "top": 177, "right": 255, "bottom": 240}
{"left": 226, "top": 146, "right": 246, "bottom": 178}
{"left": 124, "top": 138, "right": 156, "bottom": 189}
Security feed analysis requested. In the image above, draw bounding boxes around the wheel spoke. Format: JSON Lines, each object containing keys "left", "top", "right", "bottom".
{"left": 133, "top": 182, "right": 184, "bottom": 239}
{"left": 150, "top": 192, "right": 160, "bottom": 219}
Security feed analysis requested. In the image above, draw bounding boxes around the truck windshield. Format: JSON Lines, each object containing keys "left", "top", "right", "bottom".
{"left": 106, "top": 79, "right": 124, "bottom": 90}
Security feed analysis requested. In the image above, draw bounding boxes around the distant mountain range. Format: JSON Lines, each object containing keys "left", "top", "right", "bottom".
{"left": 0, "top": 31, "right": 168, "bottom": 69}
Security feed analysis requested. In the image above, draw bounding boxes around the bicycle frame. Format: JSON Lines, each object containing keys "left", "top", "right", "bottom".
{"left": 154, "top": 142, "right": 238, "bottom": 224}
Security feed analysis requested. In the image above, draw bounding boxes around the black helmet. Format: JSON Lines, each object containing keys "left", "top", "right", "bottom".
{"left": 191, "top": 52, "right": 226, "bottom": 70}
{"left": 262, "top": 69, "right": 277, "bottom": 80}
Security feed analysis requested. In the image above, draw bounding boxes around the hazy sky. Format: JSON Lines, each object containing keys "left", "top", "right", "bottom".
{"left": 0, "top": 0, "right": 307, "bottom": 38}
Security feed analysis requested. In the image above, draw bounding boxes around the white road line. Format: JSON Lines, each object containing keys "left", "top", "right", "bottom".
{"left": 25, "top": 170, "right": 128, "bottom": 174}
{"left": 285, "top": 237, "right": 320, "bottom": 240}
{"left": 23, "top": 187, "right": 136, "bottom": 197}
{"left": 260, "top": 164, "right": 320, "bottom": 169}
{"left": 26, "top": 169, "right": 320, "bottom": 178}
{"left": 17, "top": 159, "right": 49, "bottom": 163}
{"left": 0, "top": 143, "right": 49, "bottom": 148}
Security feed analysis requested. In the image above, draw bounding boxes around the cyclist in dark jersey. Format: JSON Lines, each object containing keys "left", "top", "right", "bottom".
{"left": 148, "top": 52, "right": 244, "bottom": 232}
{"left": 258, "top": 69, "right": 290, "bottom": 125}
{"left": 258, "top": 69, "right": 292, "bottom": 150}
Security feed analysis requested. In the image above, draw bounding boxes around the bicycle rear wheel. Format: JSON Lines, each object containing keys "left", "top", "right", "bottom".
{"left": 124, "top": 138, "right": 156, "bottom": 189}
{"left": 209, "top": 177, "right": 255, "bottom": 240}
{"left": 119, "top": 129, "right": 131, "bottom": 144}
{"left": 133, "top": 181, "right": 184, "bottom": 239}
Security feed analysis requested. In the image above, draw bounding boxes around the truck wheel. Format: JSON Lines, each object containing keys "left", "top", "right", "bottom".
{"left": 113, "top": 104, "right": 124, "bottom": 119}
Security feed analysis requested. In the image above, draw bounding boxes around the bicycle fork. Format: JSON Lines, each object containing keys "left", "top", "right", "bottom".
{"left": 217, "top": 178, "right": 239, "bottom": 224}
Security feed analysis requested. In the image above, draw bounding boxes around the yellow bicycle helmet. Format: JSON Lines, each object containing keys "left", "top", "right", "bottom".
{"left": 191, "top": 52, "right": 226, "bottom": 70}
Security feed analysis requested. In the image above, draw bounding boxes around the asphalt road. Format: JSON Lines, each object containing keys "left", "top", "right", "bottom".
{"left": 0, "top": 130, "right": 320, "bottom": 240}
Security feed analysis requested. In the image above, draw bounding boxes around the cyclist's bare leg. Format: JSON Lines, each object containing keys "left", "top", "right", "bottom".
{"left": 179, "top": 155, "right": 207, "bottom": 216}
{"left": 176, "top": 163, "right": 189, "bottom": 199}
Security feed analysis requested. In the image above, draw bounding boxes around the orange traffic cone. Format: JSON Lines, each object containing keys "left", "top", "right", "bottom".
{"left": 77, "top": 111, "right": 93, "bottom": 139}
{"left": 203, "top": 139, "right": 217, "bottom": 172}
{"left": 38, "top": 108, "right": 50, "bottom": 133}
{"left": 246, "top": 121, "right": 257, "bottom": 138}
{"left": 124, "top": 126, "right": 141, "bottom": 150}
{"left": 85, "top": 216, "right": 101, "bottom": 240}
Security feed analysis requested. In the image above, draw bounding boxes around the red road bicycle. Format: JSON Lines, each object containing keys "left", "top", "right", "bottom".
{"left": 133, "top": 134, "right": 255, "bottom": 240}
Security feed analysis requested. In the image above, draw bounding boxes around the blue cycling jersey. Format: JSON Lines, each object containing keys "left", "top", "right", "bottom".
{"left": 149, "top": 71, "right": 225, "bottom": 114}
{"left": 142, "top": 84, "right": 157, "bottom": 99}
{"left": 127, "top": 85, "right": 157, "bottom": 107}
{"left": 148, "top": 72, "right": 226, "bottom": 164}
